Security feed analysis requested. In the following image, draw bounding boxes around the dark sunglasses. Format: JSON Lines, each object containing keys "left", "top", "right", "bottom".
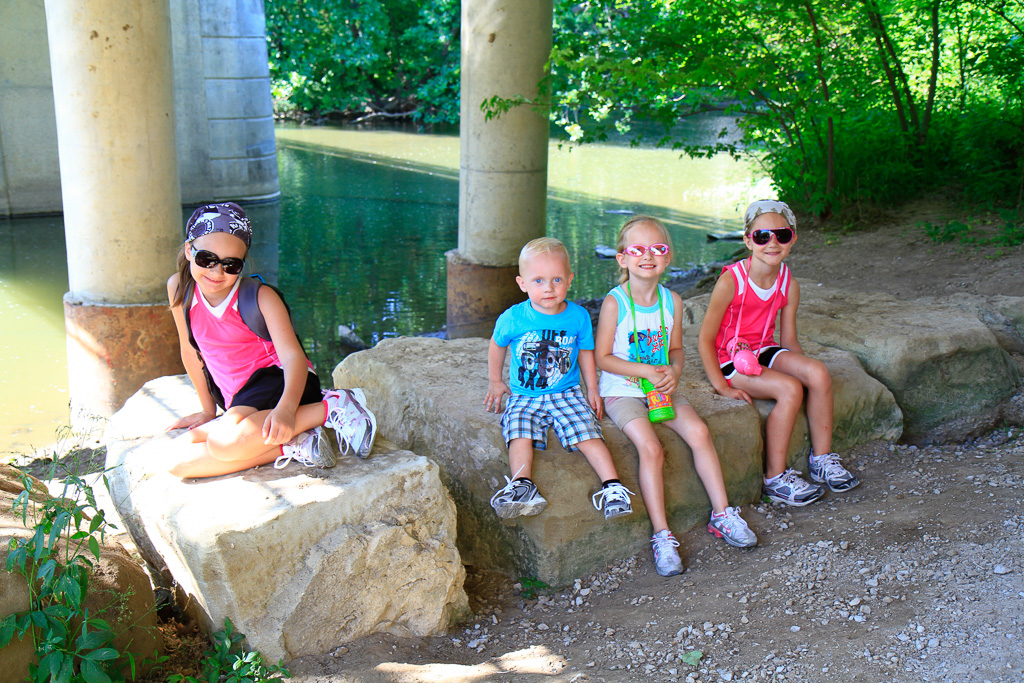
{"left": 749, "top": 227, "right": 794, "bottom": 245}
{"left": 190, "top": 244, "right": 245, "bottom": 275}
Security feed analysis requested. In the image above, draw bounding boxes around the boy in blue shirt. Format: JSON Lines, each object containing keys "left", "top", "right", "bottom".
{"left": 484, "top": 237, "right": 634, "bottom": 520}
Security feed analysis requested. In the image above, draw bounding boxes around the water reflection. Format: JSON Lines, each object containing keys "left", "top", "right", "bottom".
{"left": 1, "top": 125, "right": 764, "bottom": 454}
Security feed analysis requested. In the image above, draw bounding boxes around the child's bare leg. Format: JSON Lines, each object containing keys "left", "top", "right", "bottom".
{"left": 772, "top": 353, "right": 834, "bottom": 455}
{"left": 169, "top": 402, "right": 327, "bottom": 478}
{"left": 665, "top": 406, "right": 728, "bottom": 513}
{"left": 731, "top": 369, "right": 804, "bottom": 478}
{"left": 574, "top": 438, "right": 620, "bottom": 482}
{"left": 507, "top": 438, "right": 535, "bottom": 479}
{"left": 621, "top": 418, "right": 669, "bottom": 531}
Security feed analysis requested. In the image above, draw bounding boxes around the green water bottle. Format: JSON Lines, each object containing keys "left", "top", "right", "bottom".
{"left": 641, "top": 378, "right": 675, "bottom": 423}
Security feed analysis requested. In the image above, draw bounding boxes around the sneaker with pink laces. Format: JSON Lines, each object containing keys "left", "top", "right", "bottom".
{"left": 707, "top": 506, "right": 757, "bottom": 548}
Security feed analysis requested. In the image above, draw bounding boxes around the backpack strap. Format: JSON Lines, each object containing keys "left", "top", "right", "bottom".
{"left": 237, "top": 275, "right": 272, "bottom": 341}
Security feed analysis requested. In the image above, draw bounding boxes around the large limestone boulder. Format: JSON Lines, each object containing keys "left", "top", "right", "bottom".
{"left": 0, "top": 464, "right": 162, "bottom": 682}
{"left": 104, "top": 376, "right": 468, "bottom": 662}
{"left": 681, "top": 287, "right": 1023, "bottom": 439}
{"left": 333, "top": 336, "right": 900, "bottom": 586}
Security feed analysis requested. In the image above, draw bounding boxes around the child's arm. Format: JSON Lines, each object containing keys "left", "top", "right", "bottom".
{"left": 657, "top": 291, "right": 687, "bottom": 396}
{"left": 484, "top": 338, "right": 511, "bottom": 413}
{"left": 778, "top": 278, "right": 803, "bottom": 355}
{"left": 577, "top": 349, "right": 604, "bottom": 420}
{"left": 165, "top": 274, "right": 219, "bottom": 430}
{"left": 697, "top": 273, "right": 753, "bottom": 404}
{"left": 259, "top": 286, "right": 309, "bottom": 445}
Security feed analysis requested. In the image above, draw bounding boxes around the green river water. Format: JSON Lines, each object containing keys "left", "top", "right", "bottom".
{"left": 0, "top": 122, "right": 765, "bottom": 455}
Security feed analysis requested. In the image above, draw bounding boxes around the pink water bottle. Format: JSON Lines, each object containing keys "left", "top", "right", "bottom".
{"left": 726, "top": 338, "right": 762, "bottom": 376}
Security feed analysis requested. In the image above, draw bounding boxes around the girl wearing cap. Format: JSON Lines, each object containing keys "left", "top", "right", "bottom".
{"left": 697, "top": 200, "right": 859, "bottom": 507}
{"left": 165, "top": 202, "right": 374, "bottom": 478}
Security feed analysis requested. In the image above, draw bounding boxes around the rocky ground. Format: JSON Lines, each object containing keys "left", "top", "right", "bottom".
{"left": 287, "top": 429, "right": 1024, "bottom": 683}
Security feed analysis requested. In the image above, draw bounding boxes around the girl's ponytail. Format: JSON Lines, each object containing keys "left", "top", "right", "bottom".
{"left": 170, "top": 243, "right": 195, "bottom": 309}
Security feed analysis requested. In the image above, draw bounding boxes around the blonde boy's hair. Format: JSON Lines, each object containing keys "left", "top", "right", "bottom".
{"left": 615, "top": 216, "right": 673, "bottom": 284}
{"left": 519, "top": 237, "right": 571, "bottom": 272}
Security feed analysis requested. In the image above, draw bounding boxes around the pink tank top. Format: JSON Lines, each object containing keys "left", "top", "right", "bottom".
{"left": 713, "top": 259, "right": 790, "bottom": 365}
{"left": 189, "top": 282, "right": 290, "bottom": 407}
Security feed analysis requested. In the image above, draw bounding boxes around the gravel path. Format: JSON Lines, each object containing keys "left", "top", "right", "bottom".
{"left": 289, "top": 427, "right": 1024, "bottom": 682}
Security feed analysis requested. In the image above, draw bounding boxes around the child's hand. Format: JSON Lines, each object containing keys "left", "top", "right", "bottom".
{"left": 263, "top": 407, "right": 296, "bottom": 445}
{"left": 166, "top": 410, "right": 216, "bottom": 432}
{"left": 484, "top": 381, "right": 511, "bottom": 413}
{"left": 590, "top": 393, "right": 604, "bottom": 421}
{"left": 719, "top": 386, "right": 753, "bottom": 405}
{"left": 651, "top": 365, "right": 680, "bottom": 395}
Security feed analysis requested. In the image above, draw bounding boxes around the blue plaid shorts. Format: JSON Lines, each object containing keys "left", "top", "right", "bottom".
{"left": 501, "top": 386, "right": 604, "bottom": 452}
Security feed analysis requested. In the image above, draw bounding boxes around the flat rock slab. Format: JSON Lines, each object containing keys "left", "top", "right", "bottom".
{"left": 104, "top": 376, "right": 468, "bottom": 662}
{"left": 333, "top": 337, "right": 900, "bottom": 586}
{"left": 681, "top": 288, "right": 1024, "bottom": 439}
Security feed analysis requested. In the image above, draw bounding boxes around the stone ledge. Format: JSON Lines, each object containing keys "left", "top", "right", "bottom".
{"left": 104, "top": 376, "right": 468, "bottom": 662}
{"left": 333, "top": 336, "right": 900, "bottom": 586}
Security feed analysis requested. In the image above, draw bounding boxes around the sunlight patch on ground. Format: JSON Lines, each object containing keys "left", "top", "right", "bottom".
{"left": 374, "top": 645, "right": 570, "bottom": 681}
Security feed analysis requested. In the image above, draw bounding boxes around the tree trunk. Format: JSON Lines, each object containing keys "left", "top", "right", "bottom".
{"left": 805, "top": 0, "right": 834, "bottom": 211}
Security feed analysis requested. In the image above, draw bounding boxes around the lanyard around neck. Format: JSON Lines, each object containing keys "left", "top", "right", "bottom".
{"left": 626, "top": 281, "right": 668, "bottom": 365}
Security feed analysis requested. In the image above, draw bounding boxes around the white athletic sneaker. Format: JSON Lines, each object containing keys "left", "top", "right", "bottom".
{"left": 707, "top": 506, "right": 758, "bottom": 548}
{"left": 274, "top": 427, "right": 338, "bottom": 469}
{"left": 651, "top": 529, "right": 683, "bottom": 577}
{"left": 591, "top": 482, "right": 634, "bottom": 520}
{"left": 323, "top": 388, "right": 378, "bottom": 458}
{"left": 763, "top": 468, "right": 825, "bottom": 506}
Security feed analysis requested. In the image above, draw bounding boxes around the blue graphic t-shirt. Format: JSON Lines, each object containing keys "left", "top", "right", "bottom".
{"left": 492, "top": 300, "right": 594, "bottom": 397}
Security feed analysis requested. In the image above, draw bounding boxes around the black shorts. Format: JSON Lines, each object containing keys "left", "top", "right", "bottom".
{"left": 721, "top": 346, "right": 788, "bottom": 382}
{"left": 229, "top": 367, "right": 323, "bottom": 411}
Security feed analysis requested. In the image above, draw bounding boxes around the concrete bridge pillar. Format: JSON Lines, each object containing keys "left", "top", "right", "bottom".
{"left": 45, "top": 0, "right": 184, "bottom": 420}
{"left": 447, "top": 0, "right": 552, "bottom": 339}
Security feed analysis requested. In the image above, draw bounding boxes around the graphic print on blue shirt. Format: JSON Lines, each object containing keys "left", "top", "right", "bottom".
{"left": 515, "top": 329, "right": 574, "bottom": 391}
{"left": 629, "top": 328, "right": 667, "bottom": 365}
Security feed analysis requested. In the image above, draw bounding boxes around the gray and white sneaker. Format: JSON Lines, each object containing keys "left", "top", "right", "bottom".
{"left": 323, "top": 388, "right": 377, "bottom": 458}
{"left": 809, "top": 452, "right": 860, "bottom": 492}
{"left": 591, "top": 482, "right": 634, "bottom": 520}
{"left": 763, "top": 468, "right": 824, "bottom": 506}
{"left": 490, "top": 476, "right": 547, "bottom": 519}
{"left": 651, "top": 529, "right": 683, "bottom": 577}
{"left": 274, "top": 427, "right": 338, "bottom": 469}
{"left": 707, "top": 506, "right": 758, "bottom": 547}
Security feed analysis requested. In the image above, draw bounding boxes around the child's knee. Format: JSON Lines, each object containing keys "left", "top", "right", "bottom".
{"left": 636, "top": 440, "right": 665, "bottom": 466}
{"left": 808, "top": 359, "right": 832, "bottom": 392}
{"left": 778, "top": 375, "right": 804, "bottom": 406}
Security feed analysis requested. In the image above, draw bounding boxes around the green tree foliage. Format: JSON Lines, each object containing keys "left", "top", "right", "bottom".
{"left": 266, "top": 0, "right": 460, "bottom": 123}
{"left": 547, "top": 0, "right": 1024, "bottom": 217}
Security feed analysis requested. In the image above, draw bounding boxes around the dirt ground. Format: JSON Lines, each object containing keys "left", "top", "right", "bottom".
{"left": 283, "top": 198, "right": 1024, "bottom": 683}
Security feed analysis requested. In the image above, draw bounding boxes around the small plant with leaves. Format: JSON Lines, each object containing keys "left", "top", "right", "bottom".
{"left": 1, "top": 469, "right": 129, "bottom": 683}
{"left": 166, "top": 618, "right": 290, "bottom": 683}
{"left": 516, "top": 577, "right": 551, "bottom": 601}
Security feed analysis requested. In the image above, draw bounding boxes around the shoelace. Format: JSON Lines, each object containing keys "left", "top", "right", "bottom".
{"left": 714, "top": 506, "right": 746, "bottom": 530}
{"left": 776, "top": 468, "right": 812, "bottom": 489}
{"left": 815, "top": 454, "right": 847, "bottom": 478}
{"left": 490, "top": 465, "right": 528, "bottom": 505}
{"left": 328, "top": 390, "right": 374, "bottom": 455}
{"left": 651, "top": 532, "right": 680, "bottom": 557}
{"left": 274, "top": 430, "right": 317, "bottom": 469}
{"left": 591, "top": 483, "right": 635, "bottom": 511}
